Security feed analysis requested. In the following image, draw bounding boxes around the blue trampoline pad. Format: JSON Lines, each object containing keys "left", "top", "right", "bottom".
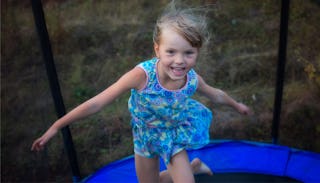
{"left": 83, "top": 140, "right": 320, "bottom": 183}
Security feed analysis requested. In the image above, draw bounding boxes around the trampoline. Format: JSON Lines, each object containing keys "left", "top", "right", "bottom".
{"left": 30, "top": 0, "right": 320, "bottom": 182}
{"left": 83, "top": 140, "right": 320, "bottom": 183}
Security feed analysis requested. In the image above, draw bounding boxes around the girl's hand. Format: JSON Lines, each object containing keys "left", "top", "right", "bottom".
{"left": 236, "top": 103, "right": 252, "bottom": 115}
{"left": 31, "top": 127, "right": 58, "bottom": 152}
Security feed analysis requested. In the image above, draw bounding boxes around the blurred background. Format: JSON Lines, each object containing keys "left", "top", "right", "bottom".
{"left": 2, "top": 0, "right": 319, "bottom": 182}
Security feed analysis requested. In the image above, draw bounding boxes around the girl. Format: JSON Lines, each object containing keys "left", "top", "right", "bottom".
{"left": 32, "top": 2, "right": 251, "bottom": 183}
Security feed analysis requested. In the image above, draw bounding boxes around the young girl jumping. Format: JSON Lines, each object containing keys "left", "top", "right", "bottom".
{"left": 32, "top": 2, "right": 251, "bottom": 183}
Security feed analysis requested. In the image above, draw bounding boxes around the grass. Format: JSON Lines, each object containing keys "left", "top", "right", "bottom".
{"left": 2, "top": 0, "right": 320, "bottom": 182}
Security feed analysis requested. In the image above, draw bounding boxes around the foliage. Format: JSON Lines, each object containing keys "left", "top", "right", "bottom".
{"left": 2, "top": 0, "right": 320, "bottom": 182}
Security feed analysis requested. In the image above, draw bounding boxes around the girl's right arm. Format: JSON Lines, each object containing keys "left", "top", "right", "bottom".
{"left": 196, "top": 74, "right": 252, "bottom": 115}
{"left": 31, "top": 67, "right": 146, "bottom": 151}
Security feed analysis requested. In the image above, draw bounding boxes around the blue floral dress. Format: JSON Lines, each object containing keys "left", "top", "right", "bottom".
{"left": 128, "top": 58, "right": 212, "bottom": 165}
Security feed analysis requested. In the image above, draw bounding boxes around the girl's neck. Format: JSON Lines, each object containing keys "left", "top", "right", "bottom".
{"left": 156, "top": 61, "right": 187, "bottom": 90}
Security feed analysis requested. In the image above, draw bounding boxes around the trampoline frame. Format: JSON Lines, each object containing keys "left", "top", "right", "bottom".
{"left": 83, "top": 140, "right": 320, "bottom": 183}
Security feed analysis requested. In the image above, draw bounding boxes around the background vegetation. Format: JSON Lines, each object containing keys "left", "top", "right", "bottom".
{"left": 2, "top": 0, "right": 319, "bottom": 182}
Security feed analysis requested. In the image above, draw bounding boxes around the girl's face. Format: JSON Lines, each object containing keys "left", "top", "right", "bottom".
{"left": 154, "top": 28, "right": 199, "bottom": 83}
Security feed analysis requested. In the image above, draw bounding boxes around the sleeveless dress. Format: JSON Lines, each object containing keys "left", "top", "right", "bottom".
{"left": 128, "top": 58, "right": 212, "bottom": 165}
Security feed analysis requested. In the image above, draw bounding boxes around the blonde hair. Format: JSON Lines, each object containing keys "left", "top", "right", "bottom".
{"left": 153, "top": 1, "right": 209, "bottom": 48}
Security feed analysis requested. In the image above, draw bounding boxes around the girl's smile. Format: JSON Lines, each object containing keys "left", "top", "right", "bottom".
{"left": 170, "top": 66, "right": 186, "bottom": 77}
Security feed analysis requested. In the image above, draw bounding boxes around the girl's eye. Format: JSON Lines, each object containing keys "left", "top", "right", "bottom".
{"left": 186, "top": 51, "right": 194, "bottom": 55}
{"left": 185, "top": 51, "right": 195, "bottom": 56}
{"left": 166, "top": 50, "right": 175, "bottom": 55}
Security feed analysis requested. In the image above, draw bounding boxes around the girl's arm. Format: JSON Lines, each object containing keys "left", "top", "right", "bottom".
{"left": 196, "top": 74, "right": 251, "bottom": 115}
{"left": 31, "top": 67, "right": 146, "bottom": 151}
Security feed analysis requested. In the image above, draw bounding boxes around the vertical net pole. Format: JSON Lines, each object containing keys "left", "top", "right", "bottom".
{"left": 272, "top": 0, "right": 290, "bottom": 144}
{"left": 30, "top": 0, "right": 81, "bottom": 181}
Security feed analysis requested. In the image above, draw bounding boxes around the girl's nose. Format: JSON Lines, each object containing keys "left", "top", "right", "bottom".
{"left": 175, "top": 54, "right": 184, "bottom": 64}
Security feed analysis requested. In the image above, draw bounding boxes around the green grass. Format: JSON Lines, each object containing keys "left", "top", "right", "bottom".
{"left": 2, "top": 0, "right": 320, "bottom": 182}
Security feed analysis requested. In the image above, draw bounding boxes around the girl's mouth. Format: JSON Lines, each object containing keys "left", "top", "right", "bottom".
{"left": 171, "top": 67, "right": 186, "bottom": 77}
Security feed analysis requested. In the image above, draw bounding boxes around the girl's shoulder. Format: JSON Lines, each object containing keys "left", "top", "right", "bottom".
{"left": 187, "top": 68, "right": 198, "bottom": 90}
{"left": 188, "top": 68, "right": 197, "bottom": 77}
{"left": 137, "top": 57, "right": 157, "bottom": 70}
{"left": 135, "top": 58, "right": 157, "bottom": 79}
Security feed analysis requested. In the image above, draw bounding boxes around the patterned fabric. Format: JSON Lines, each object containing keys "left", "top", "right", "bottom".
{"left": 128, "top": 58, "right": 212, "bottom": 165}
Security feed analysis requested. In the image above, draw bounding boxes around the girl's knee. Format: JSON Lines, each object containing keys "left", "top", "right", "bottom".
{"left": 135, "top": 154, "right": 160, "bottom": 183}
{"left": 168, "top": 151, "right": 195, "bottom": 183}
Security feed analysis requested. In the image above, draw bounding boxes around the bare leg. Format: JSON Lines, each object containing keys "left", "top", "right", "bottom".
{"left": 135, "top": 154, "right": 160, "bottom": 183}
{"left": 160, "top": 150, "right": 195, "bottom": 183}
{"left": 167, "top": 150, "right": 195, "bottom": 183}
{"left": 159, "top": 156, "right": 213, "bottom": 183}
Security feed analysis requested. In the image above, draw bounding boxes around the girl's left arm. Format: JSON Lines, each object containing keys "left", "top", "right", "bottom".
{"left": 197, "top": 74, "right": 252, "bottom": 115}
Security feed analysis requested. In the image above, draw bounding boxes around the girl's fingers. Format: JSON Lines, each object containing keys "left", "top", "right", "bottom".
{"left": 31, "top": 141, "right": 39, "bottom": 151}
{"left": 31, "top": 138, "right": 44, "bottom": 151}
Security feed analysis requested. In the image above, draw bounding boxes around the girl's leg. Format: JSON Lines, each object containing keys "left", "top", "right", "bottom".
{"left": 135, "top": 154, "right": 160, "bottom": 183}
{"left": 165, "top": 150, "right": 195, "bottom": 183}
{"left": 159, "top": 156, "right": 213, "bottom": 183}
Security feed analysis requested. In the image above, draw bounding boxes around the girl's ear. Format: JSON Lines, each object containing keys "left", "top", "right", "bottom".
{"left": 154, "top": 43, "right": 160, "bottom": 58}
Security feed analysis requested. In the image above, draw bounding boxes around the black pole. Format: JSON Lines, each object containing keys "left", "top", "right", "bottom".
{"left": 31, "top": 0, "right": 81, "bottom": 182}
{"left": 272, "top": 0, "right": 290, "bottom": 144}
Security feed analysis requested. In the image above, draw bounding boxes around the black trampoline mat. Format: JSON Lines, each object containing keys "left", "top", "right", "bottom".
{"left": 195, "top": 173, "right": 301, "bottom": 183}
